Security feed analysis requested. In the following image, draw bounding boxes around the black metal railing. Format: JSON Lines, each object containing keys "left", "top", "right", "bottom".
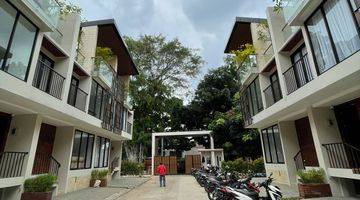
{"left": 294, "top": 150, "right": 305, "bottom": 171}
{"left": 323, "top": 143, "right": 360, "bottom": 174}
{"left": 68, "top": 84, "right": 88, "bottom": 111}
{"left": 32, "top": 154, "right": 61, "bottom": 177}
{"left": 33, "top": 60, "right": 65, "bottom": 99}
{"left": 283, "top": 53, "right": 312, "bottom": 94}
{"left": 126, "top": 122, "right": 132, "bottom": 134}
{"left": 0, "top": 152, "right": 28, "bottom": 178}
{"left": 263, "top": 80, "right": 282, "bottom": 107}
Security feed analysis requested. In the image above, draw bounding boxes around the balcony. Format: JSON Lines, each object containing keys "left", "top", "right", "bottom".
{"left": 92, "top": 60, "right": 114, "bottom": 88}
{"left": 282, "top": 0, "right": 322, "bottom": 26}
{"left": 32, "top": 60, "right": 65, "bottom": 99}
{"left": 23, "top": 0, "right": 61, "bottom": 30}
{"left": 0, "top": 152, "right": 28, "bottom": 179}
{"left": 75, "top": 49, "right": 85, "bottom": 67}
{"left": 263, "top": 80, "right": 282, "bottom": 107}
{"left": 67, "top": 84, "right": 88, "bottom": 111}
{"left": 283, "top": 53, "right": 313, "bottom": 94}
{"left": 240, "top": 55, "right": 258, "bottom": 85}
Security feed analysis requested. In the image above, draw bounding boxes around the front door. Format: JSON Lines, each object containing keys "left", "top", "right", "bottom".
{"left": 295, "top": 117, "right": 319, "bottom": 166}
{"left": 0, "top": 112, "right": 11, "bottom": 154}
{"left": 32, "top": 123, "right": 56, "bottom": 175}
{"left": 334, "top": 98, "right": 360, "bottom": 149}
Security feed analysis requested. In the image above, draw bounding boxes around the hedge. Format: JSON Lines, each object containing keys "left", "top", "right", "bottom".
{"left": 221, "top": 157, "right": 265, "bottom": 174}
{"left": 121, "top": 160, "right": 144, "bottom": 175}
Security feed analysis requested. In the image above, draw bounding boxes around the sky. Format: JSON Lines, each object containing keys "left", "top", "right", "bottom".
{"left": 69, "top": 0, "right": 273, "bottom": 102}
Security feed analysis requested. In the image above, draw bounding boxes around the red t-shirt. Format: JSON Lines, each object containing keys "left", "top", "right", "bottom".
{"left": 156, "top": 164, "right": 167, "bottom": 175}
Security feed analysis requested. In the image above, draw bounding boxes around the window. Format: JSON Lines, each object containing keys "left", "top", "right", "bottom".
{"left": 270, "top": 71, "right": 282, "bottom": 103}
{"left": 94, "top": 137, "right": 110, "bottom": 168}
{"left": 0, "top": 1, "right": 38, "bottom": 80}
{"left": 240, "top": 76, "right": 263, "bottom": 126}
{"left": 261, "top": 125, "right": 284, "bottom": 164}
{"left": 351, "top": 0, "right": 360, "bottom": 26}
{"left": 306, "top": 0, "right": 360, "bottom": 74}
{"left": 291, "top": 45, "right": 312, "bottom": 87}
{"left": 88, "top": 80, "right": 108, "bottom": 119}
{"left": 71, "top": 130, "right": 94, "bottom": 170}
{"left": 33, "top": 52, "right": 54, "bottom": 92}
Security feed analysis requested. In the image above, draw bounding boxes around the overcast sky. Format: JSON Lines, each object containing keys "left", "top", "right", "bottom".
{"left": 69, "top": 0, "right": 273, "bottom": 101}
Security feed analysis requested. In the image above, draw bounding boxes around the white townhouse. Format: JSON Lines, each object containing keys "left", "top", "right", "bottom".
{"left": 225, "top": 0, "right": 360, "bottom": 198}
{"left": 0, "top": 0, "right": 137, "bottom": 199}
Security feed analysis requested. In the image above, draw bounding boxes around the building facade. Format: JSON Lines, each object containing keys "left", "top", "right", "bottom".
{"left": 225, "top": 0, "right": 360, "bottom": 197}
{"left": 0, "top": 0, "right": 137, "bottom": 199}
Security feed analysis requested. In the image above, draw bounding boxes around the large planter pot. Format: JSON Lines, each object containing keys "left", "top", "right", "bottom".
{"left": 298, "top": 183, "right": 332, "bottom": 198}
{"left": 90, "top": 179, "right": 107, "bottom": 187}
{"left": 21, "top": 192, "right": 52, "bottom": 200}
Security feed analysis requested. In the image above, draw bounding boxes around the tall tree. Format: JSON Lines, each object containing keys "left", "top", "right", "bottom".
{"left": 124, "top": 35, "right": 203, "bottom": 162}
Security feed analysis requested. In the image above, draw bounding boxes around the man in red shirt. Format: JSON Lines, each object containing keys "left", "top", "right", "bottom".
{"left": 156, "top": 162, "right": 166, "bottom": 187}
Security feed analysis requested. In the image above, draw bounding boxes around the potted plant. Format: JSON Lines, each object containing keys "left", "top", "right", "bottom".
{"left": 297, "top": 168, "right": 332, "bottom": 198}
{"left": 21, "top": 174, "right": 56, "bottom": 200}
{"left": 90, "top": 169, "right": 109, "bottom": 187}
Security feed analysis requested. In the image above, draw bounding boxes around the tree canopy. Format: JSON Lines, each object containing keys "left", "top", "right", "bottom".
{"left": 124, "top": 35, "right": 203, "bottom": 161}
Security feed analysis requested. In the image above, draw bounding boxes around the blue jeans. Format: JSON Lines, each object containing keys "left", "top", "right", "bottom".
{"left": 159, "top": 175, "right": 166, "bottom": 187}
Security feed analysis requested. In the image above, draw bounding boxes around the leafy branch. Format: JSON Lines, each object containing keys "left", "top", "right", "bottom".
{"left": 231, "top": 44, "right": 256, "bottom": 68}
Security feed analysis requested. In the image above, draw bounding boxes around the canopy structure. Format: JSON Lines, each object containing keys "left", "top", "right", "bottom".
{"left": 151, "top": 131, "right": 215, "bottom": 175}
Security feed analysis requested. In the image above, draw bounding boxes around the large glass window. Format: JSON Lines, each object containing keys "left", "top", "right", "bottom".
{"left": 88, "top": 80, "right": 108, "bottom": 119}
{"left": 306, "top": 0, "right": 360, "bottom": 74}
{"left": 0, "top": 1, "right": 16, "bottom": 67}
{"left": 94, "top": 137, "right": 110, "bottom": 168}
{"left": 350, "top": 0, "right": 360, "bottom": 26}
{"left": 306, "top": 10, "right": 337, "bottom": 74}
{"left": 71, "top": 130, "right": 94, "bottom": 170}
{"left": 0, "top": 1, "right": 38, "bottom": 80}
{"left": 244, "top": 77, "right": 263, "bottom": 116}
{"left": 261, "top": 125, "right": 284, "bottom": 164}
{"left": 324, "top": 0, "right": 360, "bottom": 61}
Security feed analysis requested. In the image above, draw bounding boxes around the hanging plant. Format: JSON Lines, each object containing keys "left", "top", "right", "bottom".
{"left": 58, "top": 0, "right": 82, "bottom": 19}
{"left": 231, "top": 44, "right": 256, "bottom": 68}
{"left": 257, "top": 21, "right": 270, "bottom": 42}
{"left": 273, "top": 0, "right": 283, "bottom": 13}
{"left": 94, "top": 47, "right": 114, "bottom": 66}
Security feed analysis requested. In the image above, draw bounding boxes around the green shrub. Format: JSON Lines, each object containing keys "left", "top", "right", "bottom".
{"left": 221, "top": 157, "right": 265, "bottom": 173}
{"left": 24, "top": 174, "right": 56, "bottom": 193}
{"left": 91, "top": 169, "right": 108, "bottom": 180}
{"left": 121, "top": 160, "right": 144, "bottom": 175}
{"left": 297, "top": 168, "right": 325, "bottom": 184}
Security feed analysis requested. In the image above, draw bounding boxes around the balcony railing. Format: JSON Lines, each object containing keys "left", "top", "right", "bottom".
{"left": 323, "top": 143, "right": 360, "bottom": 174}
{"left": 294, "top": 150, "right": 305, "bottom": 171}
{"left": 68, "top": 84, "right": 88, "bottom": 111}
{"left": 126, "top": 121, "right": 132, "bottom": 134}
{"left": 283, "top": 53, "right": 313, "bottom": 94}
{"left": 92, "top": 60, "right": 114, "bottom": 88}
{"left": 239, "top": 93, "right": 253, "bottom": 127}
{"left": 263, "top": 80, "right": 282, "bottom": 107}
{"left": 0, "top": 152, "right": 28, "bottom": 178}
{"left": 76, "top": 49, "right": 85, "bottom": 66}
{"left": 282, "top": 0, "right": 306, "bottom": 23}
{"left": 32, "top": 153, "right": 61, "bottom": 177}
{"left": 33, "top": 60, "right": 65, "bottom": 99}
{"left": 25, "top": 0, "right": 61, "bottom": 28}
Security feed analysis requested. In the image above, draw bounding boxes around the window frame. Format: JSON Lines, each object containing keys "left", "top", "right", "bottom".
{"left": 88, "top": 80, "right": 108, "bottom": 119}
{"left": 305, "top": 0, "right": 360, "bottom": 76}
{"left": 0, "top": 0, "right": 39, "bottom": 81}
{"left": 70, "top": 130, "right": 95, "bottom": 170}
{"left": 244, "top": 76, "right": 263, "bottom": 117}
{"left": 261, "top": 125, "right": 285, "bottom": 164}
{"left": 94, "top": 136, "right": 110, "bottom": 168}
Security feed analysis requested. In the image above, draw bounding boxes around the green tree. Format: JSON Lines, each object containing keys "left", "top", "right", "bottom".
{"left": 124, "top": 35, "right": 203, "bottom": 162}
{"left": 185, "top": 57, "right": 262, "bottom": 160}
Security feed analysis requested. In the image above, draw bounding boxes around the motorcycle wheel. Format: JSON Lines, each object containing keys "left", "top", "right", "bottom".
{"left": 207, "top": 190, "right": 218, "bottom": 200}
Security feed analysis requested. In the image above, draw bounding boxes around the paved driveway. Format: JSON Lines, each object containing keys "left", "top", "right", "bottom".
{"left": 116, "top": 175, "right": 208, "bottom": 200}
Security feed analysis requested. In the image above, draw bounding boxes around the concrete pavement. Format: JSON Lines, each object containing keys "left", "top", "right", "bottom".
{"left": 116, "top": 175, "right": 208, "bottom": 200}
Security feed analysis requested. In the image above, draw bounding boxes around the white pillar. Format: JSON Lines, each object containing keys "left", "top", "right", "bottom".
{"left": 5, "top": 114, "right": 42, "bottom": 178}
{"left": 210, "top": 136, "right": 216, "bottom": 166}
{"left": 151, "top": 134, "right": 155, "bottom": 175}
{"left": 52, "top": 126, "right": 75, "bottom": 194}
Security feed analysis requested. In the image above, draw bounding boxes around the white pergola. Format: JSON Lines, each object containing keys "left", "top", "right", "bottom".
{"left": 151, "top": 130, "right": 215, "bottom": 175}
